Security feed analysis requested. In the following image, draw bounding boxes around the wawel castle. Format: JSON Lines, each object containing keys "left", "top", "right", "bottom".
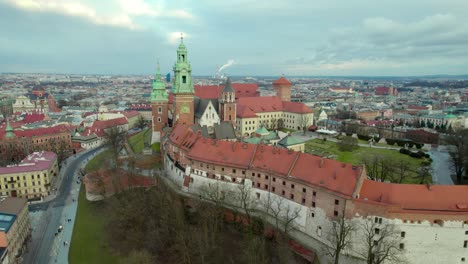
{"left": 154, "top": 38, "right": 468, "bottom": 264}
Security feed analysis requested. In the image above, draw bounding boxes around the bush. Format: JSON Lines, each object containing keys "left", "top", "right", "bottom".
{"left": 373, "top": 136, "right": 381, "bottom": 143}
{"left": 408, "top": 143, "right": 414, "bottom": 148}
{"left": 415, "top": 143, "right": 423, "bottom": 149}
{"left": 357, "top": 134, "right": 372, "bottom": 141}
{"left": 399, "top": 148, "right": 411, "bottom": 155}
{"left": 386, "top": 139, "right": 395, "bottom": 145}
{"left": 345, "top": 133, "right": 353, "bottom": 136}
{"left": 409, "top": 152, "right": 423, "bottom": 159}
{"left": 338, "top": 136, "right": 359, "bottom": 152}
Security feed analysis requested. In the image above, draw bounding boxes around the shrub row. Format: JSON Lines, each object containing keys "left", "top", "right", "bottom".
{"left": 387, "top": 139, "right": 423, "bottom": 149}
{"left": 399, "top": 148, "right": 430, "bottom": 159}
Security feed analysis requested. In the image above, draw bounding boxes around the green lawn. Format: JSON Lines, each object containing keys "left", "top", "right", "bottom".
{"left": 151, "top": 142, "right": 160, "bottom": 152}
{"left": 69, "top": 187, "right": 120, "bottom": 264}
{"left": 128, "top": 129, "right": 150, "bottom": 154}
{"left": 305, "top": 139, "right": 430, "bottom": 184}
{"left": 85, "top": 149, "right": 113, "bottom": 172}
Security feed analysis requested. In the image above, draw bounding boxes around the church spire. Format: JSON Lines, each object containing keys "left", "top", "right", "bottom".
{"left": 151, "top": 61, "right": 168, "bottom": 102}
{"left": 5, "top": 117, "right": 15, "bottom": 139}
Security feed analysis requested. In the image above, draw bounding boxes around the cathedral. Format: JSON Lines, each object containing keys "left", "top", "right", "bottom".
{"left": 150, "top": 37, "right": 314, "bottom": 143}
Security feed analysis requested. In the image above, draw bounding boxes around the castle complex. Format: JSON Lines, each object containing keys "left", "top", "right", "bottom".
{"left": 155, "top": 40, "right": 468, "bottom": 264}
{"left": 150, "top": 37, "right": 314, "bottom": 143}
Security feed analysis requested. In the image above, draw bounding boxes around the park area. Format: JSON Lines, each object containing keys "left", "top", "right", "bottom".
{"left": 305, "top": 138, "right": 431, "bottom": 184}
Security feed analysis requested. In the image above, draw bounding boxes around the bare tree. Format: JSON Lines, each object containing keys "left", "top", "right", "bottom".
{"left": 390, "top": 159, "right": 412, "bottom": 184}
{"left": 324, "top": 214, "right": 355, "bottom": 264}
{"left": 355, "top": 218, "right": 405, "bottom": 264}
{"left": 263, "top": 195, "right": 300, "bottom": 235}
{"left": 103, "top": 126, "right": 128, "bottom": 168}
{"left": 299, "top": 114, "right": 310, "bottom": 135}
{"left": 447, "top": 129, "right": 468, "bottom": 184}
{"left": 136, "top": 115, "right": 147, "bottom": 130}
{"left": 234, "top": 181, "right": 255, "bottom": 226}
{"left": 361, "top": 154, "right": 394, "bottom": 182}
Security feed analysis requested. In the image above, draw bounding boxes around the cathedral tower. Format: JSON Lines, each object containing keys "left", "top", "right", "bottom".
{"left": 172, "top": 36, "right": 194, "bottom": 126}
{"left": 151, "top": 63, "right": 168, "bottom": 143}
{"left": 219, "top": 78, "right": 236, "bottom": 127}
{"left": 273, "top": 76, "right": 292, "bottom": 102}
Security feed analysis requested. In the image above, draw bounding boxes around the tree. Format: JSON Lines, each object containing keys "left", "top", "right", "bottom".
{"left": 355, "top": 218, "right": 405, "bottom": 264}
{"left": 299, "top": 114, "right": 310, "bottom": 135}
{"left": 324, "top": 213, "right": 355, "bottom": 264}
{"left": 277, "top": 118, "right": 284, "bottom": 130}
{"left": 234, "top": 181, "right": 255, "bottom": 227}
{"left": 390, "top": 159, "right": 411, "bottom": 184}
{"left": 338, "top": 136, "right": 359, "bottom": 152}
{"left": 49, "top": 137, "right": 70, "bottom": 165}
{"left": 262, "top": 194, "right": 300, "bottom": 235}
{"left": 447, "top": 129, "right": 468, "bottom": 184}
{"left": 104, "top": 126, "right": 128, "bottom": 168}
{"left": 136, "top": 115, "right": 147, "bottom": 130}
{"left": 361, "top": 154, "right": 394, "bottom": 182}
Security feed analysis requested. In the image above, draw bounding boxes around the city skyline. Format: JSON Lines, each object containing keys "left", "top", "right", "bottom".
{"left": 1, "top": 0, "right": 468, "bottom": 76}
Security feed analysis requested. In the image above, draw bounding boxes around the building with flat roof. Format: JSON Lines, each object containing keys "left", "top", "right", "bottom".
{"left": 0, "top": 197, "right": 31, "bottom": 264}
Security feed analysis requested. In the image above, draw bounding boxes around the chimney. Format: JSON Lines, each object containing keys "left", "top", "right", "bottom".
{"left": 426, "top": 182, "right": 432, "bottom": 191}
{"left": 319, "top": 158, "right": 324, "bottom": 168}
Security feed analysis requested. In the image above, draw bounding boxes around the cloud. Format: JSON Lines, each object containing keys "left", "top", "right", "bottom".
{"left": 3, "top": 0, "right": 194, "bottom": 30}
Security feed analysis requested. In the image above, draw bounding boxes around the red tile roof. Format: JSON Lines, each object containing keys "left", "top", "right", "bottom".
{"left": 0, "top": 151, "right": 56, "bottom": 175}
{"left": 194, "top": 83, "right": 260, "bottom": 100}
{"left": 273, "top": 77, "right": 291, "bottom": 86}
{"left": 187, "top": 140, "right": 257, "bottom": 169}
{"left": 194, "top": 85, "right": 221, "bottom": 99}
{"left": 289, "top": 153, "right": 362, "bottom": 197}
{"left": 282, "top": 101, "right": 313, "bottom": 114}
{"left": 358, "top": 179, "right": 468, "bottom": 212}
{"left": 22, "top": 113, "right": 45, "bottom": 124}
{"left": 236, "top": 96, "right": 313, "bottom": 116}
{"left": 82, "top": 117, "right": 128, "bottom": 137}
{"left": 0, "top": 124, "right": 71, "bottom": 140}
{"left": 250, "top": 145, "right": 299, "bottom": 177}
{"left": 123, "top": 110, "right": 140, "bottom": 118}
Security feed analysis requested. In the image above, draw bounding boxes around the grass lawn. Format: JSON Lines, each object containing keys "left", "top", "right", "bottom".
{"left": 85, "top": 149, "right": 113, "bottom": 172}
{"left": 305, "top": 139, "right": 430, "bottom": 184}
{"left": 69, "top": 187, "right": 120, "bottom": 264}
{"left": 151, "top": 142, "right": 160, "bottom": 152}
{"left": 128, "top": 129, "right": 150, "bottom": 154}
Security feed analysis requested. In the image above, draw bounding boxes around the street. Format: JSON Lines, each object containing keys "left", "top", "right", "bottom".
{"left": 430, "top": 146, "right": 454, "bottom": 185}
{"left": 23, "top": 147, "right": 103, "bottom": 264}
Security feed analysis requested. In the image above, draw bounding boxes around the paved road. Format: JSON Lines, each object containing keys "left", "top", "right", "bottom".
{"left": 430, "top": 146, "right": 454, "bottom": 185}
{"left": 23, "top": 147, "right": 103, "bottom": 264}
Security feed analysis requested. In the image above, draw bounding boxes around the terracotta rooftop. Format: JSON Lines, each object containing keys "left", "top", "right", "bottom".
{"left": 358, "top": 180, "right": 468, "bottom": 212}
{"left": 273, "top": 77, "right": 291, "bottom": 86}
{"left": 0, "top": 152, "right": 56, "bottom": 175}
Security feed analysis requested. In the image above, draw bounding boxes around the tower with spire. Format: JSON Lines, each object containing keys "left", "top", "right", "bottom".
{"left": 4, "top": 117, "right": 16, "bottom": 140}
{"left": 151, "top": 62, "right": 169, "bottom": 143}
{"left": 172, "top": 35, "right": 194, "bottom": 126}
{"left": 219, "top": 78, "right": 236, "bottom": 127}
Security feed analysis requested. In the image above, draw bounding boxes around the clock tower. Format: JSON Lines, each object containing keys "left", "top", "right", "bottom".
{"left": 172, "top": 35, "right": 194, "bottom": 126}
{"left": 219, "top": 78, "right": 236, "bottom": 127}
{"left": 151, "top": 62, "right": 168, "bottom": 143}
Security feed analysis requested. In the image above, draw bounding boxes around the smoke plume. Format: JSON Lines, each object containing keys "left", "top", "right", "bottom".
{"left": 218, "top": 59, "right": 235, "bottom": 73}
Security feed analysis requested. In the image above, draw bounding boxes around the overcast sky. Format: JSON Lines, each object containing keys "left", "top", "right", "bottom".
{"left": 1, "top": 0, "right": 468, "bottom": 76}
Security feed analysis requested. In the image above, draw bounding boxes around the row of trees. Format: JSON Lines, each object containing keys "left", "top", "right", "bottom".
{"left": 361, "top": 154, "right": 430, "bottom": 184}
{"left": 448, "top": 129, "right": 468, "bottom": 184}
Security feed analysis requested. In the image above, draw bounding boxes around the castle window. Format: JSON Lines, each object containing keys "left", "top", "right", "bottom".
{"left": 264, "top": 184, "right": 268, "bottom": 189}
{"left": 291, "top": 184, "right": 295, "bottom": 189}
{"left": 312, "top": 202, "right": 316, "bottom": 208}
{"left": 182, "top": 76, "right": 187, "bottom": 83}
{"left": 272, "top": 177, "right": 276, "bottom": 182}
{"left": 401, "top": 232, "right": 406, "bottom": 238}
{"left": 272, "top": 187, "right": 276, "bottom": 192}
{"left": 157, "top": 117, "right": 161, "bottom": 122}
{"left": 303, "top": 188, "right": 306, "bottom": 193}
{"left": 158, "top": 106, "right": 162, "bottom": 113}
{"left": 257, "top": 183, "right": 260, "bottom": 188}
{"left": 232, "top": 169, "right": 236, "bottom": 173}
{"left": 301, "top": 198, "right": 305, "bottom": 205}
{"left": 375, "top": 228, "right": 380, "bottom": 235}
{"left": 282, "top": 190, "right": 285, "bottom": 195}
{"left": 335, "top": 199, "right": 339, "bottom": 205}
{"left": 256, "top": 193, "right": 260, "bottom": 199}
{"left": 399, "top": 243, "right": 404, "bottom": 250}
{"left": 290, "top": 194, "right": 294, "bottom": 200}
{"left": 334, "top": 211, "right": 339, "bottom": 217}
{"left": 313, "top": 191, "right": 316, "bottom": 196}
{"left": 464, "top": 241, "right": 468, "bottom": 248}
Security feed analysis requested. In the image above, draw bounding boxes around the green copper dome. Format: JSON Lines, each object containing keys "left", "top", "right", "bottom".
{"left": 151, "top": 62, "right": 168, "bottom": 102}
{"left": 4, "top": 118, "right": 15, "bottom": 139}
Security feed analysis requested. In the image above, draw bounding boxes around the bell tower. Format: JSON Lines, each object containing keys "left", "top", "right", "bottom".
{"left": 219, "top": 78, "right": 236, "bottom": 127}
{"left": 151, "top": 62, "right": 168, "bottom": 143}
{"left": 172, "top": 35, "right": 194, "bottom": 126}
{"left": 273, "top": 76, "right": 292, "bottom": 102}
